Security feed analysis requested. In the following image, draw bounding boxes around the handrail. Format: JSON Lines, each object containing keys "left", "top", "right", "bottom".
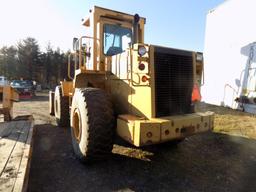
{"left": 80, "top": 36, "right": 100, "bottom": 41}
{"left": 68, "top": 54, "right": 73, "bottom": 80}
{"left": 201, "top": 61, "right": 205, "bottom": 86}
{"left": 222, "top": 84, "right": 238, "bottom": 107}
{"left": 78, "top": 36, "right": 100, "bottom": 71}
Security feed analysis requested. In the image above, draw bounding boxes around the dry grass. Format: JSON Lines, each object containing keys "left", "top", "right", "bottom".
{"left": 197, "top": 102, "right": 256, "bottom": 138}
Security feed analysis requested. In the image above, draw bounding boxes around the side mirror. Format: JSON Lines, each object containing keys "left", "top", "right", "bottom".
{"left": 73, "top": 37, "right": 79, "bottom": 51}
{"left": 134, "top": 14, "right": 140, "bottom": 23}
{"left": 235, "top": 79, "right": 241, "bottom": 87}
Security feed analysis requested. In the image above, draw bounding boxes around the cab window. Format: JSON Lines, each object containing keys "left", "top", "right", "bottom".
{"left": 103, "top": 24, "right": 132, "bottom": 56}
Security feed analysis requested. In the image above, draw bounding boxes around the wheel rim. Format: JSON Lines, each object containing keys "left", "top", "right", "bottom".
{"left": 72, "top": 108, "right": 81, "bottom": 143}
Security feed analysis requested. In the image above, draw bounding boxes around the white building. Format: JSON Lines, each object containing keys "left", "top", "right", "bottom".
{"left": 203, "top": 0, "right": 256, "bottom": 113}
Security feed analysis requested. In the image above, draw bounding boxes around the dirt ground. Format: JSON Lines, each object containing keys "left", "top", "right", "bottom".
{"left": 13, "top": 92, "right": 256, "bottom": 192}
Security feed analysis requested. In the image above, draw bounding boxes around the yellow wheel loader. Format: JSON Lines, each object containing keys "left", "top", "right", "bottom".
{"left": 49, "top": 6, "right": 214, "bottom": 162}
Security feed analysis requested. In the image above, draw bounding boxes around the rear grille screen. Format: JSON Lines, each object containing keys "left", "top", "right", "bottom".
{"left": 154, "top": 46, "right": 193, "bottom": 117}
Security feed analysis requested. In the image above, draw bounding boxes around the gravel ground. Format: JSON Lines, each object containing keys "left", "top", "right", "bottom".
{"left": 13, "top": 93, "right": 256, "bottom": 192}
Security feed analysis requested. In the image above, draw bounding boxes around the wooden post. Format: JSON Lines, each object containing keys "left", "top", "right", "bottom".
{"left": 3, "top": 86, "right": 12, "bottom": 121}
{"left": 0, "top": 86, "right": 19, "bottom": 121}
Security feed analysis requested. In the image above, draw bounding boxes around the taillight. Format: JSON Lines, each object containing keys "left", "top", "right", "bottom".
{"left": 192, "top": 84, "right": 201, "bottom": 102}
{"left": 138, "top": 63, "right": 145, "bottom": 71}
{"left": 142, "top": 75, "right": 149, "bottom": 82}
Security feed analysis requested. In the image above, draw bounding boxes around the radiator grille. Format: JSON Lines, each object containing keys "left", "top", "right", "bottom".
{"left": 154, "top": 46, "right": 193, "bottom": 117}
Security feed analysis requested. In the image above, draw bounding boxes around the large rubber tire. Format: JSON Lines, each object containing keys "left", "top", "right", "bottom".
{"left": 70, "top": 88, "right": 115, "bottom": 162}
{"left": 54, "top": 86, "right": 70, "bottom": 127}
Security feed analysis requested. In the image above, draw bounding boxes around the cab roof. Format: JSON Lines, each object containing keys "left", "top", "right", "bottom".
{"left": 82, "top": 6, "right": 146, "bottom": 27}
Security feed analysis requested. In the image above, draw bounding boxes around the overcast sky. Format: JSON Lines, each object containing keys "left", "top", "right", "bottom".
{"left": 0, "top": 0, "right": 224, "bottom": 52}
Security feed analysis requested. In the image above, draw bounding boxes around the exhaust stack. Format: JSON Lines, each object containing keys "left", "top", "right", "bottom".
{"left": 133, "top": 14, "right": 140, "bottom": 44}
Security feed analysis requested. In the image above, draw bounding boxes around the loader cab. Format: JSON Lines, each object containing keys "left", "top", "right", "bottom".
{"left": 103, "top": 24, "right": 132, "bottom": 56}
{"left": 72, "top": 6, "right": 146, "bottom": 72}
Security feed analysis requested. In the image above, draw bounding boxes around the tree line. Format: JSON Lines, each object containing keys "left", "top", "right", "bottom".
{"left": 0, "top": 37, "right": 70, "bottom": 89}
